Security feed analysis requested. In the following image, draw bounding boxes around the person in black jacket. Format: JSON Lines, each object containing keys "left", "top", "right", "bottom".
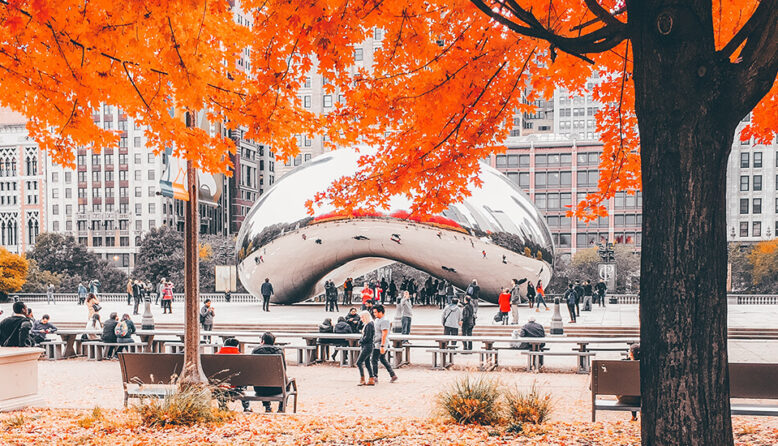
{"left": 583, "top": 280, "right": 594, "bottom": 311}
{"left": 573, "top": 280, "right": 584, "bottom": 317}
{"left": 564, "top": 284, "right": 577, "bottom": 323}
{"left": 331, "top": 317, "right": 352, "bottom": 361}
{"left": 526, "top": 281, "right": 536, "bottom": 308}
{"left": 260, "top": 278, "right": 273, "bottom": 312}
{"left": 0, "top": 302, "right": 33, "bottom": 347}
{"left": 356, "top": 311, "right": 375, "bottom": 386}
{"left": 345, "top": 307, "right": 362, "bottom": 332}
{"left": 251, "top": 332, "right": 285, "bottom": 412}
{"left": 102, "top": 312, "right": 120, "bottom": 359}
{"left": 461, "top": 296, "right": 476, "bottom": 350}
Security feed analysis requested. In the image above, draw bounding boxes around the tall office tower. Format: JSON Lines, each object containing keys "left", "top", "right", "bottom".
{"left": 0, "top": 109, "right": 45, "bottom": 254}
{"left": 488, "top": 134, "right": 643, "bottom": 259}
{"left": 726, "top": 114, "right": 778, "bottom": 243}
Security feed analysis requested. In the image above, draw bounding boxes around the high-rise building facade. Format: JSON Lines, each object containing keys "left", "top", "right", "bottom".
{"left": 726, "top": 116, "right": 778, "bottom": 243}
{"left": 0, "top": 110, "right": 45, "bottom": 254}
{"left": 489, "top": 134, "right": 643, "bottom": 258}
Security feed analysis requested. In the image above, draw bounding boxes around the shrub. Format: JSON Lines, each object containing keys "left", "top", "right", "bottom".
{"left": 504, "top": 383, "right": 553, "bottom": 425}
{"left": 4, "top": 413, "right": 27, "bottom": 428}
{"left": 77, "top": 406, "right": 104, "bottom": 429}
{"left": 437, "top": 375, "right": 503, "bottom": 425}
{"left": 135, "top": 383, "right": 234, "bottom": 427}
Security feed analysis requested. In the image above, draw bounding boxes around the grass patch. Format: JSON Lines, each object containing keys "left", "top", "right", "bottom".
{"left": 134, "top": 383, "right": 234, "bottom": 427}
{"left": 504, "top": 383, "right": 553, "bottom": 426}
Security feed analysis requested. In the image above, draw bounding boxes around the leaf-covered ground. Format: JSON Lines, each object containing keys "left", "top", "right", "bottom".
{"left": 2, "top": 409, "right": 777, "bottom": 445}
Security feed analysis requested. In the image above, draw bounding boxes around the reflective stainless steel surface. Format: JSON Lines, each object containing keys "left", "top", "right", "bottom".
{"left": 236, "top": 148, "right": 554, "bottom": 304}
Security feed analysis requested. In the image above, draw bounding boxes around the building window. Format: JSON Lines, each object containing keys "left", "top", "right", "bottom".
{"left": 753, "top": 175, "right": 762, "bottom": 191}
{"left": 147, "top": 170, "right": 155, "bottom": 181}
{"left": 518, "top": 172, "right": 529, "bottom": 188}
{"left": 323, "top": 95, "right": 332, "bottom": 108}
{"left": 64, "top": 172, "right": 71, "bottom": 183}
{"left": 92, "top": 237, "right": 102, "bottom": 247}
{"left": 740, "top": 176, "right": 749, "bottom": 191}
{"left": 120, "top": 237, "right": 129, "bottom": 247}
{"left": 740, "top": 221, "right": 748, "bottom": 237}
{"left": 134, "top": 137, "right": 141, "bottom": 148}
{"left": 753, "top": 198, "right": 762, "bottom": 214}
{"left": 304, "top": 76, "right": 311, "bottom": 88}
{"left": 374, "top": 27, "right": 384, "bottom": 40}
{"left": 740, "top": 152, "right": 749, "bottom": 168}
{"left": 740, "top": 198, "right": 749, "bottom": 214}
{"left": 52, "top": 205, "right": 59, "bottom": 215}
{"left": 303, "top": 95, "right": 311, "bottom": 108}
{"left": 354, "top": 48, "right": 363, "bottom": 61}
{"left": 52, "top": 189, "right": 59, "bottom": 199}
{"left": 753, "top": 152, "right": 762, "bottom": 168}
{"left": 753, "top": 221, "right": 761, "bottom": 237}
{"left": 148, "top": 203, "right": 155, "bottom": 213}
{"left": 534, "top": 172, "right": 546, "bottom": 188}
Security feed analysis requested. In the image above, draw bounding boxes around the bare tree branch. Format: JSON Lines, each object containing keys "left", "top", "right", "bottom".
{"left": 469, "top": 0, "right": 627, "bottom": 62}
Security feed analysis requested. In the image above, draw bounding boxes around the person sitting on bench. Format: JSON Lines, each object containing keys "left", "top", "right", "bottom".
{"left": 619, "top": 343, "right": 641, "bottom": 421}
{"left": 251, "top": 332, "right": 285, "bottom": 412}
{"left": 517, "top": 317, "right": 546, "bottom": 367}
{"left": 217, "top": 337, "right": 251, "bottom": 412}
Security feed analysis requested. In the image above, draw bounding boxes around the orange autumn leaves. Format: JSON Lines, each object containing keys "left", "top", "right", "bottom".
{"left": 0, "top": 0, "right": 776, "bottom": 218}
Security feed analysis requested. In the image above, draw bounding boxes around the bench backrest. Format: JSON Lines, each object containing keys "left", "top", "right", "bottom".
{"left": 201, "top": 354, "right": 287, "bottom": 388}
{"left": 119, "top": 352, "right": 184, "bottom": 385}
{"left": 591, "top": 360, "right": 640, "bottom": 396}
{"left": 730, "top": 363, "right": 778, "bottom": 399}
{"left": 593, "top": 360, "right": 778, "bottom": 400}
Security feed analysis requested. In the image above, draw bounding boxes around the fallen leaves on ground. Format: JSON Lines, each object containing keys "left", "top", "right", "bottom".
{"left": 1, "top": 409, "right": 777, "bottom": 445}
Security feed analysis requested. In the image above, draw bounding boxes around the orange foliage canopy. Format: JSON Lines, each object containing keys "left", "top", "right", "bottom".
{"left": 0, "top": 0, "right": 775, "bottom": 217}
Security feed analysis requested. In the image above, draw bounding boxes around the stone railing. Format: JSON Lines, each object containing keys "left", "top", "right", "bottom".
{"left": 730, "top": 294, "right": 778, "bottom": 305}
{"left": 11, "top": 292, "right": 257, "bottom": 303}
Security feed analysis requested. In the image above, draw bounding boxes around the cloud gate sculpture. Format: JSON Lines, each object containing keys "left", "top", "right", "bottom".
{"left": 236, "top": 148, "right": 554, "bottom": 304}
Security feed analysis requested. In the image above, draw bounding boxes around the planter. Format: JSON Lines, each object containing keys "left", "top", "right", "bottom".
{"left": 0, "top": 347, "right": 44, "bottom": 411}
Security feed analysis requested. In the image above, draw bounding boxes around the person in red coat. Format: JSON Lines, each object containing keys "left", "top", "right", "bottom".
{"left": 217, "top": 338, "right": 250, "bottom": 412}
{"left": 498, "top": 288, "right": 511, "bottom": 325}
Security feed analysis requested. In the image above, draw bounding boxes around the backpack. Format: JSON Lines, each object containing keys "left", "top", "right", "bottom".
{"left": 510, "top": 329, "right": 522, "bottom": 349}
{"left": 199, "top": 313, "right": 206, "bottom": 324}
{"left": 114, "top": 320, "right": 129, "bottom": 337}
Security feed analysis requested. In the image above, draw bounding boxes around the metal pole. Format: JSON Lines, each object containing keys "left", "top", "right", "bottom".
{"left": 180, "top": 111, "right": 206, "bottom": 385}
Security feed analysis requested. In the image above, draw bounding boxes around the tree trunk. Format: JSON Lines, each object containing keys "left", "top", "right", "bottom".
{"left": 629, "top": 2, "right": 738, "bottom": 445}
{"left": 180, "top": 113, "right": 206, "bottom": 386}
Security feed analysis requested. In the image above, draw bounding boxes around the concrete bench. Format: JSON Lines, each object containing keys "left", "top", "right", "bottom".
{"left": 331, "top": 346, "right": 404, "bottom": 368}
{"left": 425, "top": 348, "right": 498, "bottom": 371}
{"left": 86, "top": 342, "right": 147, "bottom": 360}
{"left": 591, "top": 360, "right": 778, "bottom": 421}
{"left": 40, "top": 341, "right": 66, "bottom": 360}
{"left": 282, "top": 345, "right": 317, "bottom": 366}
{"left": 521, "top": 350, "right": 596, "bottom": 373}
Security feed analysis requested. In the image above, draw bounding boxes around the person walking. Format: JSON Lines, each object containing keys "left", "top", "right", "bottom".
{"left": 444, "top": 281, "right": 455, "bottom": 306}
{"left": 343, "top": 278, "right": 353, "bottom": 306}
{"left": 327, "top": 281, "right": 339, "bottom": 312}
{"left": 370, "top": 305, "right": 398, "bottom": 383}
{"left": 356, "top": 311, "right": 375, "bottom": 386}
{"left": 535, "top": 280, "right": 549, "bottom": 311}
{"left": 574, "top": 280, "right": 584, "bottom": 317}
{"left": 126, "top": 279, "right": 133, "bottom": 306}
{"left": 46, "top": 283, "right": 55, "bottom": 305}
{"left": 132, "top": 280, "right": 143, "bottom": 315}
{"left": 564, "top": 284, "right": 577, "bottom": 323}
{"left": 461, "top": 296, "right": 476, "bottom": 350}
{"left": 466, "top": 279, "right": 480, "bottom": 319}
{"left": 77, "top": 282, "right": 88, "bottom": 305}
{"left": 388, "top": 279, "right": 397, "bottom": 304}
{"left": 397, "top": 291, "right": 413, "bottom": 336}
{"left": 86, "top": 293, "right": 101, "bottom": 324}
{"left": 89, "top": 279, "right": 100, "bottom": 297}
{"left": 156, "top": 278, "right": 166, "bottom": 305}
{"left": 260, "top": 278, "right": 273, "bottom": 312}
{"left": 583, "top": 280, "right": 594, "bottom": 311}
{"left": 510, "top": 279, "right": 522, "bottom": 324}
{"left": 161, "top": 282, "right": 173, "bottom": 314}
{"left": 596, "top": 279, "right": 607, "bottom": 307}
{"left": 442, "top": 298, "right": 462, "bottom": 348}
{"left": 498, "top": 288, "right": 511, "bottom": 325}
{"left": 200, "top": 299, "right": 215, "bottom": 341}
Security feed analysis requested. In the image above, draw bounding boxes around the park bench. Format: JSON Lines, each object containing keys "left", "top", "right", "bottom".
{"left": 591, "top": 360, "right": 778, "bottom": 421}
{"left": 39, "top": 341, "right": 66, "bottom": 360}
{"left": 162, "top": 342, "right": 220, "bottom": 354}
{"left": 201, "top": 353, "right": 298, "bottom": 413}
{"left": 118, "top": 353, "right": 298, "bottom": 413}
{"left": 425, "top": 348, "right": 498, "bottom": 371}
{"left": 282, "top": 345, "right": 318, "bottom": 366}
{"left": 86, "top": 341, "right": 147, "bottom": 361}
{"left": 521, "top": 350, "right": 596, "bottom": 374}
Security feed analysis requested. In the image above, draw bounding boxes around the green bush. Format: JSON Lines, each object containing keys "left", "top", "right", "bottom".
{"left": 437, "top": 375, "right": 503, "bottom": 425}
{"left": 504, "top": 383, "right": 553, "bottom": 425}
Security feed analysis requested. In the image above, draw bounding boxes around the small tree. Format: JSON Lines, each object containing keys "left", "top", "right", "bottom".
{"left": 0, "top": 248, "right": 28, "bottom": 299}
{"left": 568, "top": 245, "right": 641, "bottom": 293}
{"left": 20, "top": 259, "right": 62, "bottom": 293}
{"left": 749, "top": 239, "right": 778, "bottom": 293}
{"left": 133, "top": 226, "right": 185, "bottom": 289}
